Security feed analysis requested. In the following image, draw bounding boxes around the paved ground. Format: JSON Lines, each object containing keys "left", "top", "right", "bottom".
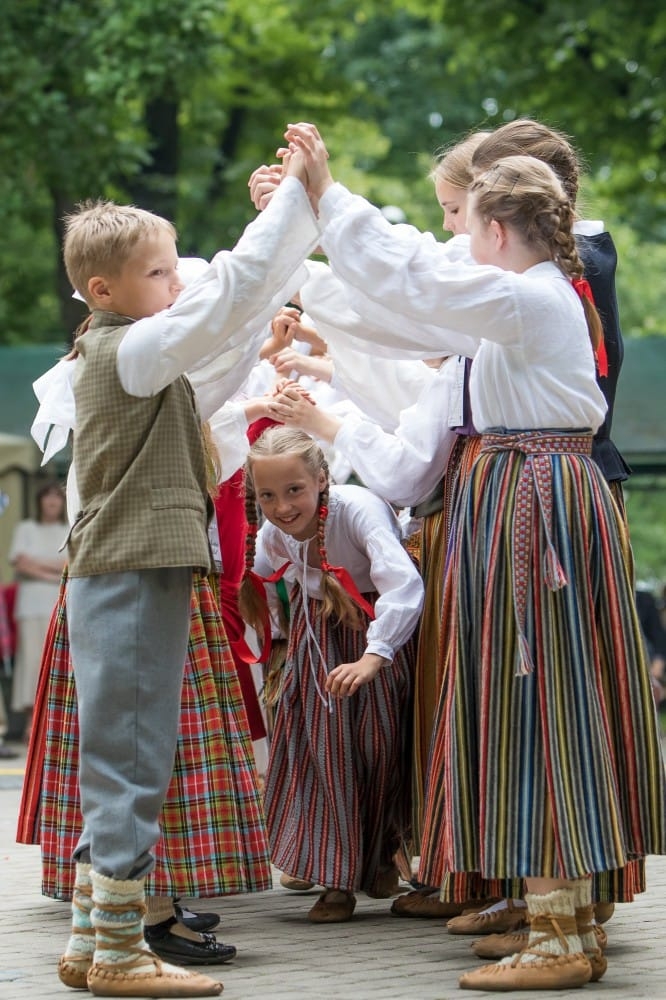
{"left": 2, "top": 742, "right": 666, "bottom": 1000}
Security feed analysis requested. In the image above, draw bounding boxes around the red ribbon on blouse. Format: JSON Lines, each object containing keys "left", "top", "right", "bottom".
{"left": 248, "top": 554, "right": 377, "bottom": 664}
{"left": 571, "top": 277, "right": 608, "bottom": 378}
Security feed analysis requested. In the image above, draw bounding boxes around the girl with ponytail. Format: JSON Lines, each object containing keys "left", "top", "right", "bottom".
{"left": 240, "top": 425, "right": 423, "bottom": 923}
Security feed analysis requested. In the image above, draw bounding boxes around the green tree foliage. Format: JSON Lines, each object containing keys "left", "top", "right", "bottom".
{"left": 0, "top": 0, "right": 664, "bottom": 343}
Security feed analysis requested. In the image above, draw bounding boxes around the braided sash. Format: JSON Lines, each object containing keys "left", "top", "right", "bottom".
{"left": 480, "top": 430, "right": 593, "bottom": 676}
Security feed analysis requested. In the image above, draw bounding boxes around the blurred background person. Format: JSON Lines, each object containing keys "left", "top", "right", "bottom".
{"left": 8, "top": 480, "right": 67, "bottom": 741}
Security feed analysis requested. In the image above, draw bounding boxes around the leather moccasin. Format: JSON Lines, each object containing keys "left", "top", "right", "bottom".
{"left": 459, "top": 952, "right": 592, "bottom": 992}
{"left": 594, "top": 901, "right": 615, "bottom": 924}
{"left": 279, "top": 873, "right": 316, "bottom": 891}
{"left": 86, "top": 954, "right": 223, "bottom": 997}
{"left": 367, "top": 866, "right": 401, "bottom": 899}
{"left": 307, "top": 889, "right": 356, "bottom": 923}
{"left": 58, "top": 954, "right": 92, "bottom": 990}
{"left": 448, "top": 900, "right": 529, "bottom": 936}
{"left": 391, "top": 889, "right": 478, "bottom": 919}
{"left": 471, "top": 929, "right": 530, "bottom": 959}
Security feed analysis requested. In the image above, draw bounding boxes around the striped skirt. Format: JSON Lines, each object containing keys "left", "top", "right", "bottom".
{"left": 17, "top": 573, "right": 272, "bottom": 900}
{"left": 265, "top": 588, "right": 415, "bottom": 894}
{"left": 420, "top": 430, "right": 666, "bottom": 890}
{"left": 412, "top": 435, "right": 483, "bottom": 852}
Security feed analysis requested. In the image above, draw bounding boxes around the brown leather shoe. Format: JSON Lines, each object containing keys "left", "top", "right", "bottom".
{"left": 307, "top": 890, "right": 356, "bottom": 924}
{"left": 459, "top": 952, "right": 592, "bottom": 991}
{"left": 448, "top": 899, "right": 529, "bottom": 935}
{"left": 471, "top": 929, "right": 529, "bottom": 959}
{"left": 279, "top": 873, "right": 316, "bottom": 891}
{"left": 391, "top": 889, "right": 473, "bottom": 919}
{"left": 86, "top": 953, "right": 223, "bottom": 997}
{"left": 594, "top": 901, "right": 615, "bottom": 924}
{"left": 58, "top": 954, "right": 91, "bottom": 990}
{"left": 587, "top": 948, "right": 608, "bottom": 983}
{"left": 367, "top": 865, "right": 402, "bottom": 899}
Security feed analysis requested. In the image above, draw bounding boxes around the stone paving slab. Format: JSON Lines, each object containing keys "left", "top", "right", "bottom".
{"left": 2, "top": 745, "right": 666, "bottom": 1000}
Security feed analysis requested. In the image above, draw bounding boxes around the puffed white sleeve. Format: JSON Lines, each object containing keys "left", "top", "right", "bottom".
{"left": 333, "top": 362, "right": 457, "bottom": 507}
{"left": 317, "top": 183, "right": 521, "bottom": 357}
{"left": 206, "top": 401, "right": 251, "bottom": 483}
{"left": 117, "top": 177, "right": 320, "bottom": 397}
{"left": 31, "top": 358, "right": 77, "bottom": 465}
{"left": 347, "top": 494, "right": 423, "bottom": 661}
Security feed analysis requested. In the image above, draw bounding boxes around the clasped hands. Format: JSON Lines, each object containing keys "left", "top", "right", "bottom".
{"left": 248, "top": 122, "right": 333, "bottom": 213}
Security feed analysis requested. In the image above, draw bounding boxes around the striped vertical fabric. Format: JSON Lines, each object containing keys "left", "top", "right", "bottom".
{"left": 17, "top": 573, "right": 272, "bottom": 900}
{"left": 411, "top": 435, "right": 484, "bottom": 855}
{"left": 264, "top": 588, "right": 415, "bottom": 894}
{"left": 410, "top": 506, "right": 447, "bottom": 853}
{"left": 420, "top": 431, "right": 666, "bottom": 890}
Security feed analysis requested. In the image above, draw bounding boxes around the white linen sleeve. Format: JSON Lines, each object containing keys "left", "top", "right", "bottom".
{"left": 317, "top": 183, "right": 522, "bottom": 357}
{"left": 342, "top": 492, "right": 423, "bottom": 660}
{"left": 117, "top": 177, "right": 320, "bottom": 397}
{"left": 333, "top": 367, "right": 456, "bottom": 507}
{"left": 363, "top": 523, "right": 424, "bottom": 661}
{"left": 207, "top": 401, "right": 251, "bottom": 483}
{"left": 30, "top": 358, "right": 77, "bottom": 465}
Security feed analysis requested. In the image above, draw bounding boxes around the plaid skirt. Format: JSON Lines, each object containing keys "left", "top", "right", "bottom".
{"left": 419, "top": 430, "right": 666, "bottom": 892}
{"left": 264, "top": 588, "right": 415, "bottom": 894}
{"left": 17, "top": 573, "right": 271, "bottom": 900}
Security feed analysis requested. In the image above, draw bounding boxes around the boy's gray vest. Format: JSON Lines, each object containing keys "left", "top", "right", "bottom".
{"left": 67, "top": 311, "right": 211, "bottom": 577}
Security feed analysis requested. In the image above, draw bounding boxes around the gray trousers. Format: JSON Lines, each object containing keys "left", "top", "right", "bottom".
{"left": 67, "top": 567, "right": 192, "bottom": 880}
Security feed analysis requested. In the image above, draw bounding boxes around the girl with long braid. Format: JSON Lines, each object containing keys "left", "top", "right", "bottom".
{"left": 239, "top": 426, "right": 423, "bottom": 923}
{"left": 260, "top": 126, "right": 666, "bottom": 992}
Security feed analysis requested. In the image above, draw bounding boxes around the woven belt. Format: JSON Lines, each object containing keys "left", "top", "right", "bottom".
{"left": 480, "top": 430, "right": 593, "bottom": 675}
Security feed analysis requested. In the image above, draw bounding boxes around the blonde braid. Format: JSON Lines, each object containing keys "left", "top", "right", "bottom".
{"left": 472, "top": 155, "right": 603, "bottom": 354}
{"left": 238, "top": 468, "right": 269, "bottom": 639}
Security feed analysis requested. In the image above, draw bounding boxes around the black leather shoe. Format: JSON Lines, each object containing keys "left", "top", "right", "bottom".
{"left": 174, "top": 899, "right": 221, "bottom": 932}
{"left": 144, "top": 918, "right": 236, "bottom": 965}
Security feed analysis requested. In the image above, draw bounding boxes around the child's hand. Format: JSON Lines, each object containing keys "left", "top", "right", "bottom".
{"left": 325, "top": 653, "right": 387, "bottom": 698}
{"left": 248, "top": 163, "right": 283, "bottom": 211}
{"left": 271, "top": 347, "right": 332, "bottom": 383}
{"left": 258, "top": 306, "right": 300, "bottom": 359}
{"left": 284, "top": 123, "right": 334, "bottom": 202}
{"left": 271, "top": 385, "right": 342, "bottom": 443}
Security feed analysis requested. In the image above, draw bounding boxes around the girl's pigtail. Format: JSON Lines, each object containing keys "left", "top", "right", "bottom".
{"left": 238, "top": 468, "right": 271, "bottom": 646}
{"left": 317, "top": 470, "right": 364, "bottom": 631}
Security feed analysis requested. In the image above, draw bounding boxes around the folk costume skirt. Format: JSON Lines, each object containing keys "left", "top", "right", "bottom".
{"left": 419, "top": 430, "right": 666, "bottom": 896}
{"left": 264, "top": 588, "right": 415, "bottom": 894}
{"left": 411, "top": 434, "right": 483, "bottom": 853}
{"left": 17, "top": 573, "right": 272, "bottom": 900}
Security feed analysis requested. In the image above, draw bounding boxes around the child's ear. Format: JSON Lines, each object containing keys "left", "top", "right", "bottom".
{"left": 489, "top": 218, "right": 507, "bottom": 250}
{"left": 318, "top": 469, "right": 328, "bottom": 492}
{"left": 87, "top": 275, "right": 112, "bottom": 308}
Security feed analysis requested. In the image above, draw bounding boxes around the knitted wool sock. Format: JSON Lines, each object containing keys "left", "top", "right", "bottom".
{"left": 145, "top": 894, "right": 205, "bottom": 943}
{"left": 571, "top": 878, "right": 598, "bottom": 953}
{"left": 499, "top": 887, "right": 582, "bottom": 966}
{"left": 90, "top": 871, "right": 158, "bottom": 975}
{"left": 144, "top": 894, "right": 175, "bottom": 926}
{"left": 63, "top": 862, "right": 95, "bottom": 962}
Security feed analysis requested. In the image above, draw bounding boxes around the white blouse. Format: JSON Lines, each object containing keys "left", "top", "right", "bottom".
{"left": 333, "top": 359, "right": 458, "bottom": 507}
{"left": 116, "top": 177, "right": 319, "bottom": 399}
{"left": 253, "top": 484, "right": 424, "bottom": 662}
{"left": 314, "top": 184, "right": 607, "bottom": 433}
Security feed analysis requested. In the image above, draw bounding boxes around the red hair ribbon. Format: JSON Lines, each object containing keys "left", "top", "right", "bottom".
{"left": 246, "top": 561, "right": 292, "bottom": 663}
{"left": 320, "top": 561, "right": 376, "bottom": 620}
{"left": 571, "top": 277, "right": 608, "bottom": 377}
